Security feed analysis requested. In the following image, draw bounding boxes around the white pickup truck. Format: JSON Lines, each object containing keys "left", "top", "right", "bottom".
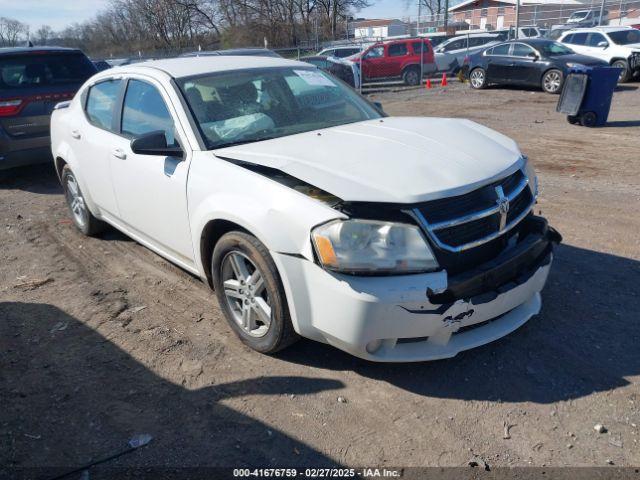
{"left": 50, "top": 55, "right": 560, "bottom": 362}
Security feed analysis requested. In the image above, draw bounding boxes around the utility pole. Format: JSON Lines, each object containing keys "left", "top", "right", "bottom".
{"left": 598, "top": 0, "right": 606, "bottom": 25}
{"left": 515, "top": 0, "right": 521, "bottom": 38}
{"left": 417, "top": 0, "right": 422, "bottom": 36}
{"left": 444, "top": 0, "right": 449, "bottom": 32}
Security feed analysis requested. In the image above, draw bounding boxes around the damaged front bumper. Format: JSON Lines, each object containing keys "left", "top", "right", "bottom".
{"left": 275, "top": 216, "right": 561, "bottom": 362}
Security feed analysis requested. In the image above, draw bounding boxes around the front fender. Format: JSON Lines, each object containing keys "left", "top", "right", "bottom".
{"left": 188, "top": 153, "right": 346, "bottom": 278}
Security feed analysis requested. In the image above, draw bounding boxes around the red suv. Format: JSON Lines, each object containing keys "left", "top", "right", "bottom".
{"left": 352, "top": 38, "right": 436, "bottom": 86}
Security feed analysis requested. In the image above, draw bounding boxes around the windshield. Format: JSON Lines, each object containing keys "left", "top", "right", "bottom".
{"left": 608, "top": 29, "right": 640, "bottom": 45}
{"left": 537, "top": 41, "right": 574, "bottom": 56}
{"left": 178, "top": 67, "right": 381, "bottom": 150}
{"left": 569, "top": 11, "right": 589, "bottom": 20}
{"left": 0, "top": 53, "right": 96, "bottom": 89}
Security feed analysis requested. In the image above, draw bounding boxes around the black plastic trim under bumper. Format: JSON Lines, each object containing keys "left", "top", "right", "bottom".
{"left": 428, "top": 215, "right": 561, "bottom": 305}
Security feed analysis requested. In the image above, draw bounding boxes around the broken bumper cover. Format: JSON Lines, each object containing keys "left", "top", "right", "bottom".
{"left": 275, "top": 216, "right": 560, "bottom": 362}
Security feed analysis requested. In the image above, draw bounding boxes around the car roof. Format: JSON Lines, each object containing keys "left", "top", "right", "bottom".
{"left": 320, "top": 46, "right": 359, "bottom": 50}
{"left": 111, "top": 55, "right": 310, "bottom": 79}
{"left": 559, "top": 26, "right": 632, "bottom": 35}
{"left": 0, "top": 46, "right": 82, "bottom": 56}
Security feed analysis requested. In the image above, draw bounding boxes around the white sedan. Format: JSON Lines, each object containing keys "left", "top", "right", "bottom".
{"left": 51, "top": 55, "right": 560, "bottom": 362}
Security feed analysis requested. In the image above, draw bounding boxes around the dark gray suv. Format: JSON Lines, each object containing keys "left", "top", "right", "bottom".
{"left": 0, "top": 47, "right": 97, "bottom": 170}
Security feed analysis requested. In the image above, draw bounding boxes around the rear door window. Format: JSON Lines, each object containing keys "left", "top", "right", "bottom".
{"left": 443, "top": 38, "right": 466, "bottom": 52}
{"left": 488, "top": 43, "right": 511, "bottom": 55}
{"left": 567, "top": 32, "right": 588, "bottom": 45}
{"left": 0, "top": 53, "right": 96, "bottom": 89}
{"left": 85, "top": 79, "right": 122, "bottom": 131}
{"left": 388, "top": 43, "right": 408, "bottom": 56}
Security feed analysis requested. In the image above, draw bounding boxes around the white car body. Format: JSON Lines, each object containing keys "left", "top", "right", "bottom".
{"left": 51, "top": 56, "right": 558, "bottom": 362}
{"left": 557, "top": 27, "right": 640, "bottom": 78}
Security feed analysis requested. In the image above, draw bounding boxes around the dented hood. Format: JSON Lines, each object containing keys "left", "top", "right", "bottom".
{"left": 213, "top": 117, "right": 524, "bottom": 204}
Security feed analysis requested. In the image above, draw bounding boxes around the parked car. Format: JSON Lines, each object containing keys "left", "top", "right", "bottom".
{"left": 300, "top": 55, "right": 360, "bottom": 88}
{"left": 51, "top": 55, "right": 560, "bottom": 361}
{"left": 547, "top": 25, "right": 575, "bottom": 40}
{"left": 317, "top": 46, "right": 363, "bottom": 58}
{"left": 433, "top": 33, "right": 502, "bottom": 73}
{"left": 566, "top": 9, "right": 608, "bottom": 27}
{"left": 421, "top": 33, "right": 456, "bottom": 48}
{"left": 349, "top": 38, "right": 436, "bottom": 86}
{"left": 0, "top": 46, "right": 97, "bottom": 170}
{"left": 558, "top": 26, "right": 640, "bottom": 81}
{"left": 465, "top": 39, "right": 608, "bottom": 93}
{"left": 181, "top": 48, "right": 282, "bottom": 58}
{"left": 92, "top": 60, "right": 111, "bottom": 72}
{"left": 494, "top": 27, "right": 543, "bottom": 40}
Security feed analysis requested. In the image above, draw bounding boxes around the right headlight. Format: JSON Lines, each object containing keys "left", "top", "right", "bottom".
{"left": 311, "top": 219, "right": 439, "bottom": 274}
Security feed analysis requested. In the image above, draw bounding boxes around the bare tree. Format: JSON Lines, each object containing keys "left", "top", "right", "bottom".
{"left": 35, "top": 25, "right": 53, "bottom": 45}
{"left": 0, "top": 17, "right": 29, "bottom": 46}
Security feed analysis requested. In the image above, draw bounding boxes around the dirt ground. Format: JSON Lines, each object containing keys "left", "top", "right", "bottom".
{"left": 1, "top": 80, "right": 639, "bottom": 475}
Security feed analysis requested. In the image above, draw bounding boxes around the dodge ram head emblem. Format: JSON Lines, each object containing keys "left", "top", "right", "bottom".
{"left": 495, "top": 185, "right": 510, "bottom": 231}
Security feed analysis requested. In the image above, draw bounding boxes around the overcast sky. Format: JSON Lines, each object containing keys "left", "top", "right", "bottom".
{"left": 1, "top": 0, "right": 417, "bottom": 32}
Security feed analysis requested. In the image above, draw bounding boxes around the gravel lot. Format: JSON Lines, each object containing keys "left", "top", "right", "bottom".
{"left": 1, "top": 80, "right": 639, "bottom": 474}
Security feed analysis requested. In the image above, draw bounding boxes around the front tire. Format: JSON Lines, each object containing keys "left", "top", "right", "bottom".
{"left": 469, "top": 67, "right": 487, "bottom": 89}
{"left": 402, "top": 66, "right": 421, "bottom": 86}
{"left": 612, "top": 59, "right": 630, "bottom": 83}
{"left": 212, "top": 231, "right": 299, "bottom": 354}
{"left": 61, "top": 165, "right": 106, "bottom": 236}
{"left": 542, "top": 69, "right": 563, "bottom": 94}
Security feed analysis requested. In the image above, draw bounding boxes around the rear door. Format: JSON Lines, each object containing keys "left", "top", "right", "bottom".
{"left": 386, "top": 42, "right": 410, "bottom": 77}
{"left": 72, "top": 78, "right": 124, "bottom": 216}
{"left": 485, "top": 43, "right": 513, "bottom": 82}
{"left": 0, "top": 51, "right": 96, "bottom": 143}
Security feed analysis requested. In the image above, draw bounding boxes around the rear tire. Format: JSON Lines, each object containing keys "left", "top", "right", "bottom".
{"left": 612, "top": 59, "right": 630, "bottom": 83}
{"left": 402, "top": 66, "right": 421, "bottom": 86}
{"left": 212, "top": 231, "right": 299, "bottom": 354}
{"left": 61, "top": 165, "right": 106, "bottom": 236}
{"left": 542, "top": 69, "right": 563, "bottom": 94}
{"left": 469, "top": 67, "right": 487, "bottom": 89}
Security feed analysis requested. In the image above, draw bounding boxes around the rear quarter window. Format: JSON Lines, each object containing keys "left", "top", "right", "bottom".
{"left": 0, "top": 53, "right": 96, "bottom": 90}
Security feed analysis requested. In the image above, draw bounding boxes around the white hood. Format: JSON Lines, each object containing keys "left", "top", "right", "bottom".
{"left": 213, "top": 117, "right": 524, "bottom": 204}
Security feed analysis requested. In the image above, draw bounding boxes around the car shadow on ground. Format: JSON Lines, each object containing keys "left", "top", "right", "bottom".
{"left": 0, "top": 302, "right": 344, "bottom": 472}
{"left": 279, "top": 243, "right": 640, "bottom": 404}
{"left": 602, "top": 120, "right": 640, "bottom": 127}
{"left": 0, "top": 163, "right": 61, "bottom": 195}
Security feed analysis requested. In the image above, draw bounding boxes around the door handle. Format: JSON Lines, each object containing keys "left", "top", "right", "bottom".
{"left": 112, "top": 148, "right": 127, "bottom": 160}
{"left": 70, "top": 130, "right": 81, "bottom": 139}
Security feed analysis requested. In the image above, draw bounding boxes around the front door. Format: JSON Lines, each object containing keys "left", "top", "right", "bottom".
{"left": 109, "top": 77, "right": 194, "bottom": 266}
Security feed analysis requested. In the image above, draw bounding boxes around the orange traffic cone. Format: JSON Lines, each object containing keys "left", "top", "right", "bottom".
{"left": 441, "top": 73, "right": 448, "bottom": 87}
{"left": 425, "top": 78, "right": 432, "bottom": 89}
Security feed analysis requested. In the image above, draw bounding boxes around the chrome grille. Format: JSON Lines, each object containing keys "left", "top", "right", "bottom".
{"left": 412, "top": 169, "right": 536, "bottom": 252}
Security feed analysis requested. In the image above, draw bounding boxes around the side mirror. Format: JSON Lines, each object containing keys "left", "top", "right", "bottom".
{"left": 597, "top": 41, "right": 609, "bottom": 48}
{"left": 131, "top": 131, "right": 183, "bottom": 158}
{"left": 528, "top": 52, "right": 539, "bottom": 60}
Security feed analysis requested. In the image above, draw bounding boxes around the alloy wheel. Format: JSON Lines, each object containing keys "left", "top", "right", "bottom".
{"left": 470, "top": 69, "right": 485, "bottom": 88}
{"left": 221, "top": 251, "right": 272, "bottom": 338}
{"left": 543, "top": 71, "right": 562, "bottom": 93}
{"left": 65, "top": 174, "right": 88, "bottom": 228}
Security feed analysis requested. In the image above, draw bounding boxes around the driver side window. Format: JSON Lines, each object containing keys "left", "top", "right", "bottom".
{"left": 121, "top": 79, "right": 176, "bottom": 146}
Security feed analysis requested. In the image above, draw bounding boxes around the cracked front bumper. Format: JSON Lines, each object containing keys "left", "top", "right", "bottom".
{"left": 275, "top": 217, "right": 558, "bottom": 362}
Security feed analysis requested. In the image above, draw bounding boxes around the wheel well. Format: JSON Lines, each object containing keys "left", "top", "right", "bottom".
{"left": 402, "top": 64, "right": 420, "bottom": 74}
{"left": 610, "top": 58, "right": 627, "bottom": 65}
{"left": 54, "top": 157, "right": 67, "bottom": 180}
{"left": 200, "top": 219, "right": 249, "bottom": 289}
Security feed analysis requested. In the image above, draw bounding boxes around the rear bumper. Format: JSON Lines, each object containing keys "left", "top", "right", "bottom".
{"left": 0, "top": 127, "right": 51, "bottom": 170}
{"left": 276, "top": 216, "right": 560, "bottom": 362}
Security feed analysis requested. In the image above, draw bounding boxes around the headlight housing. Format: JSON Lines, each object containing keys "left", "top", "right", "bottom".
{"left": 566, "top": 62, "right": 585, "bottom": 69}
{"left": 311, "top": 219, "right": 439, "bottom": 274}
{"left": 524, "top": 156, "right": 538, "bottom": 197}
